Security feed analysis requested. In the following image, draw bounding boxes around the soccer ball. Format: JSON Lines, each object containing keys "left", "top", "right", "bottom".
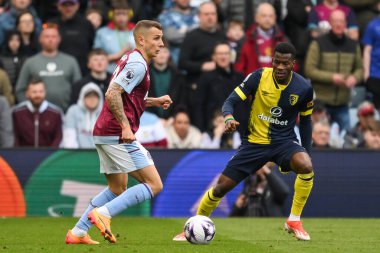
{"left": 184, "top": 215, "right": 216, "bottom": 244}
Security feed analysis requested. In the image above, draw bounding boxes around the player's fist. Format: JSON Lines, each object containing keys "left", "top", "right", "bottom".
{"left": 121, "top": 127, "right": 136, "bottom": 144}
{"left": 158, "top": 95, "right": 172, "bottom": 109}
{"left": 225, "top": 120, "right": 240, "bottom": 133}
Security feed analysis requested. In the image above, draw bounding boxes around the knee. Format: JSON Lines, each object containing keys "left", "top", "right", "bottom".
{"left": 148, "top": 181, "right": 163, "bottom": 196}
{"left": 109, "top": 185, "right": 126, "bottom": 196}
{"left": 298, "top": 164, "right": 313, "bottom": 175}
{"left": 212, "top": 185, "right": 227, "bottom": 198}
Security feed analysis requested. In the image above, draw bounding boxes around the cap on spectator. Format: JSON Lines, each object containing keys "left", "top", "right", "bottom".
{"left": 358, "top": 101, "right": 375, "bottom": 117}
{"left": 58, "top": 0, "right": 78, "bottom": 4}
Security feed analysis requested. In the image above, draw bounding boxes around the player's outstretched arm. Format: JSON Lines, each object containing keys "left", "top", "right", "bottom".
{"left": 146, "top": 95, "right": 173, "bottom": 109}
{"left": 105, "top": 83, "right": 135, "bottom": 143}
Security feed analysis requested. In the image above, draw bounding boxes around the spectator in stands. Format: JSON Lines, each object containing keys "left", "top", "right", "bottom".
{"left": 196, "top": 42, "right": 249, "bottom": 134}
{"left": 225, "top": 19, "right": 245, "bottom": 64}
{"left": 93, "top": 0, "right": 135, "bottom": 74}
{"left": 0, "top": 0, "right": 42, "bottom": 47}
{"left": 178, "top": 1, "right": 225, "bottom": 123}
{"left": 16, "top": 10, "right": 40, "bottom": 56}
{"left": 129, "top": 0, "right": 164, "bottom": 22}
{"left": 305, "top": 10, "right": 363, "bottom": 132}
{"left": 344, "top": 100, "right": 377, "bottom": 148}
{"left": 12, "top": 78, "right": 63, "bottom": 147}
{"left": 146, "top": 44, "right": 187, "bottom": 120}
{"left": 50, "top": 0, "right": 95, "bottom": 75}
{"left": 230, "top": 163, "right": 290, "bottom": 217}
{"left": 308, "top": 0, "right": 359, "bottom": 40}
{"left": 15, "top": 23, "right": 82, "bottom": 112}
{"left": 0, "top": 0, "right": 9, "bottom": 15}
{"left": 284, "top": 0, "right": 314, "bottom": 75}
{"left": 312, "top": 120, "right": 332, "bottom": 148}
{"left": 362, "top": 120, "right": 380, "bottom": 150}
{"left": 362, "top": 15, "right": 380, "bottom": 109}
{"left": 338, "top": 0, "right": 379, "bottom": 39}
{"left": 165, "top": 109, "right": 202, "bottom": 148}
{"left": 85, "top": 7, "right": 103, "bottom": 30}
{"left": 70, "top": 48, "right": 110, "bottom": 105}
{"left": 135, "top": 111, "right": 168, "bottom": 148}
{"left": 0, "top": 30, "right": 27, "bottom": 91}
{"left": 234, "top": 2, "right": 287, "bottom": 76}
{"left": 219, "top": 0, "right": 282, "bottom": 31}
{"left": 0, "top": 68, "right": 14, "bottom": 105}
{"left": 63, "top": 82, "right": 102, "bottom": 148}
{"left": 157, "top": 0, "right": 199, "bottom": 65}
{"left": 0, "top": 95, "right": 13, "bottom": 147}
{"left": 311, "top": 100, "right": 342, "bottom": 148}
{"left": 200, "top": 110, "right": 241, "bottom": 149}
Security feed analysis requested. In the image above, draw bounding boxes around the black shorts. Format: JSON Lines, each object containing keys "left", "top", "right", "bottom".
{"left": 222, "top": 140, "right": 307, "bottom": 183}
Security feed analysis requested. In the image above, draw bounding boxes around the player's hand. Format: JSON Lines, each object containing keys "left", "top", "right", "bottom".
{"left": 121, "top": 127, "right": 136, "bottom": 144}
{"left": 225, "top": 120, "right": 240, "bottom": 133}
{"left": 157, "top": 95, "right": 173, "bottom": 109}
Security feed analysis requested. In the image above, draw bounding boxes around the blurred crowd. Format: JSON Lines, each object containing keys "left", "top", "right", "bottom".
{"left": 0, "top": 0, "right": 380, "bottom": 150}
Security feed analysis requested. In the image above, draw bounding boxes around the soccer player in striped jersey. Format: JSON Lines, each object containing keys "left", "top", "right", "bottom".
{"left": 66, "top": 20, "right": 172, "bottom": 244}
{"left": 174, "top": 42, "right": 314, "bottom": 241}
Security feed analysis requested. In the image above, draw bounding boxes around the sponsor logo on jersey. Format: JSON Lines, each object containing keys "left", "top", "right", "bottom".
{"left": 289, "top": 94, "right": 299, "bottom": 106}
{"left": 258, "top": 114, "right": 288, "bottom": 125}
{"left": 270, "top": 106, "right": 282, "bottom": 117}
{"left": 261, "top": 90, "right": 271, "bottom": 96}
{"left": 258, "top": 106, "right": 287, "bottom": 125}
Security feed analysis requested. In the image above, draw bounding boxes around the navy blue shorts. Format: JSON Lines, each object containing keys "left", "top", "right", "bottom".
{"left": 222, "top": 139, "right": 307, "bottom": 183}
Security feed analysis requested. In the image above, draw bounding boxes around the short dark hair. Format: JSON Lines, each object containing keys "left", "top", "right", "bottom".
{"left": 274, "top": 42, "right": 296, "bottom": 59}
{"left": 213, "top": 41, "right": 230, "bottom": 54}
{"left": 88, "top": 48, "right": 107, "bottom": 61}
{"left": 27, "top": 77, "right": 44, "bottom": 89}
{"left": 111, "top": 0, "right": 129, "bottom": 10}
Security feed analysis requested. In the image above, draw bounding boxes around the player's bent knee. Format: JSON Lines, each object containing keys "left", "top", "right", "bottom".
{"left": 109, "top": 186, "right": 124, "bottom": 196}
{"left": 147, "top": 181, "right": 163, "bottom": 196}
{"left": 298, "top": 165, "right": 313, "bottom": 175}
{"left": 212, "top": 186, "right": 227, "bottom": 198}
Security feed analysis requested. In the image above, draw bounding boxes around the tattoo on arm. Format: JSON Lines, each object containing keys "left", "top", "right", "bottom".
{"left": 105, "top": 83, "right": 130, "bottom": 128}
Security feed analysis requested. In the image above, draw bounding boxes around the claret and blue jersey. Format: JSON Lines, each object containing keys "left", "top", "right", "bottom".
{"left": 232, "top": 68, "right": 314, "bottom": 144}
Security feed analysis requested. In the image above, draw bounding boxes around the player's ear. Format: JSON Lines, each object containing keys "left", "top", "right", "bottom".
{"left": 137, "top": 34, "right": 144, "bottom": 47}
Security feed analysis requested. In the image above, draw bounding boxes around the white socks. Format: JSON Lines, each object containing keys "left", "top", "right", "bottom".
{"left": 288, "top": 213, "right": 301, "bottom": 221}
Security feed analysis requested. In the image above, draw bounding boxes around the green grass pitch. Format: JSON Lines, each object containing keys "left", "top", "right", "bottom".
{"left": 0, "top": 217, "right": 379, "bottom": 253}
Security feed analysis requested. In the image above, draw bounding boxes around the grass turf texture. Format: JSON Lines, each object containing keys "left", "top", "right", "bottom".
{"left": 0, "top": 217, "right": 379, "bottom": 253}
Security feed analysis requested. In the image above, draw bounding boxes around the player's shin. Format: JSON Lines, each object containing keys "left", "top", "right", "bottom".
{"left": 73, "top": 187, "right": 117, "bottom": 236}
{"left": 196, "top": 188, "right": 222, "bottom": 217}
{"left": 290, "top": 171, "right": 314, "bottom": 218}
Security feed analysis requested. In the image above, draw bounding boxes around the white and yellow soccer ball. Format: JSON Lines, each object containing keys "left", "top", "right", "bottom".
{"left": 184, "top": 215, "right": 216, "bottom": 245}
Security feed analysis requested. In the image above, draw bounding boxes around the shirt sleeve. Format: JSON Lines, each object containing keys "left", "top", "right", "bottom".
{"left": 113, "top": 61, "right": 146, "bottom": 94}
{"left": 233, "top": 69, "right": 261, "bottom": 101}
{"left": 307, "top": 8, "right": 319, "bottom": 30}
{"left": 362, "top": 20, "right": 374, "bottom": 46}
{"left": 222, "top": 69, "right": 261, "bottom": 117}
{"left": 300, "top": 86, "right": 314, "bottom": 117}
{"left": 346, "top": 9, "right": 358, "bottom": 30}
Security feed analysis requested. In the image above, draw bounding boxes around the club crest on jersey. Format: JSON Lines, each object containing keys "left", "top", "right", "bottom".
{"left": 125, "top": 69, "right": 135, "bottom": 80}
{"left": 289, "top": 94, "right": 299, "bottom": 106}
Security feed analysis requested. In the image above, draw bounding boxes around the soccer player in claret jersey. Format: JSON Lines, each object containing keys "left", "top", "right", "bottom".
{"left": 173, "top": 42, "right": 315, "bottom": 242}
{"left": 65, "top": 20, "right": 172, "bottom": 244}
